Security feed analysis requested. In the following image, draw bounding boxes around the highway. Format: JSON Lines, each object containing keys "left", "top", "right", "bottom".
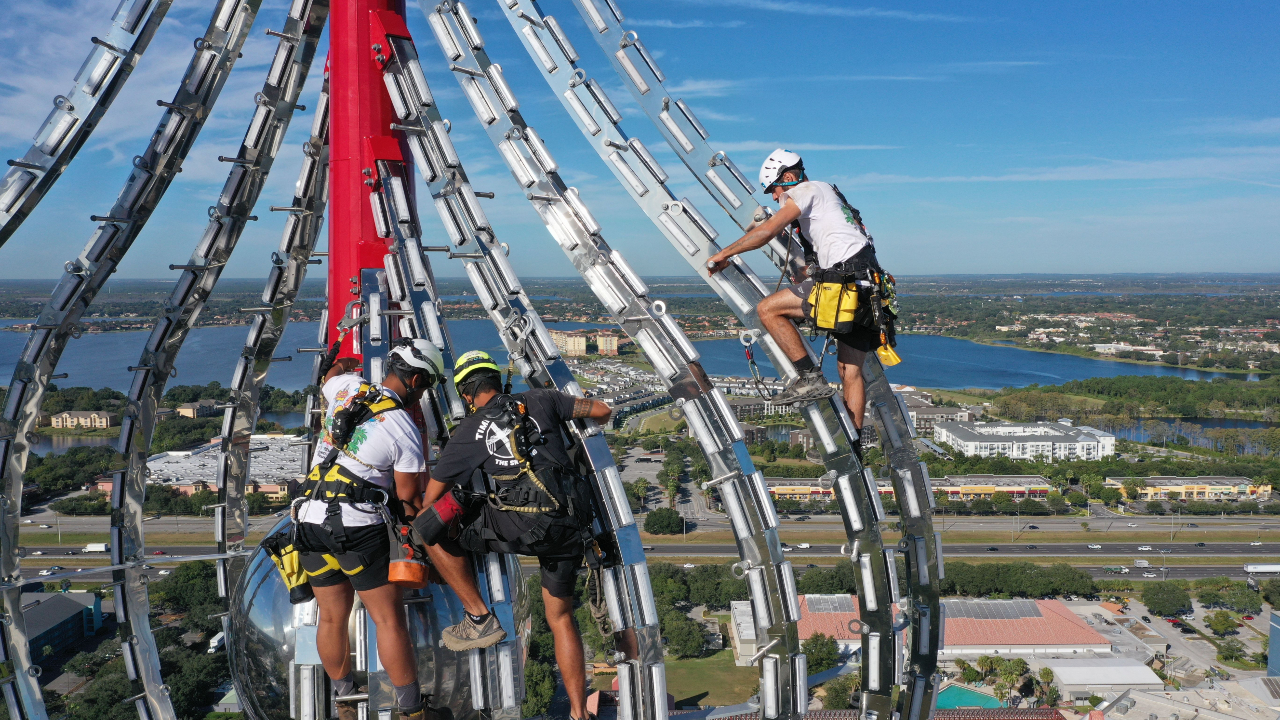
{"left": 639, "top": 541, "right": 1278, "bottom": 556}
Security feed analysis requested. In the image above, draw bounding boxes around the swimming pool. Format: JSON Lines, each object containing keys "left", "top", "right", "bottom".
{"left": 935, "top": 685, "right": 1005, "bottom": 709}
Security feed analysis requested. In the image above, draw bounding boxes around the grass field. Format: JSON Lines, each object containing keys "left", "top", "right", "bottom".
{"left": 660, "top": 649, "right": 758, "bottom": 707}
{"left": 639, "top": 412, "right": 683, "bottom": 434}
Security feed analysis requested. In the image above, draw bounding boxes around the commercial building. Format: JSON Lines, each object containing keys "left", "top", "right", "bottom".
{"left": 797, "top": 594, "right": 862, "bottom": 654}
{"left": 730, "top": 595, "right": 862, "bottom": 665}
{"left": 49, "top": 410, "right": 117, "bottom": 429}
{"left": 1042, "top": 657, "right": 1164, "bottom": 699}
{"left": 937, "top": 475, "right": 1053, "bottom": 501}
{"left": 1105, "top": 476, "right": 1272, "bottom": 502}
{"left": 939, "top": 599, "right": 1111, "bottom": 657}
{"left": 764, "top": 475, "right": 1054, "bottom": 504}
{"left": 94, "top": 435, "right": 299, "bottom": 501}
{"left": 934, "top": 421, "right": 1115, "bottom": 461}
{"left": 728, "top": 601, "right": 757, "bottom": 666}
{"left": 1270, "top": 611, "right": 1280, "bottom": 677}
{"left": 23, "top": 592, "right": 103, "bottom": 657}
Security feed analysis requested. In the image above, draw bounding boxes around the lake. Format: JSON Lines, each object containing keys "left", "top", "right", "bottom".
{"left": 0, "top": 320, "right": 1254, "bottom": 395}
{"left": 5, "top": 319, "right": 1262, "bottom": 456}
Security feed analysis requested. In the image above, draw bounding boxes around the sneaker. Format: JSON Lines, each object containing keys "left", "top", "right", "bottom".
{"left": 772, "top": 369, "right": 835, "bottom": 405}
{"left": 441, "top": 612, "right": 507, "bottom": 651}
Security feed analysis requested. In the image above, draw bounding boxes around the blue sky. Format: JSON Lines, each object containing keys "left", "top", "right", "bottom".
{"left": 1, "top": 0, "right": 1277, "bottom": 281}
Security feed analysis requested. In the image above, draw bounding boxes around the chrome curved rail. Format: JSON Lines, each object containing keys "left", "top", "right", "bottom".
{"left": 0, "top": 0, "right": 175, "bottom": 245}
{"left": 379, "top": 9, "right": 682, "bottom": 717}
{"left": 420, "top": 3, "right": 816, "bottom": 718}
{"left": 0, "top": 2, "right": 265, "bottom": 720}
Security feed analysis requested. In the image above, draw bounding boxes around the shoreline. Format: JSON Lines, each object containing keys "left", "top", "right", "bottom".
{"left": 905, "top": 333, "right": 1268, "bottom": 378}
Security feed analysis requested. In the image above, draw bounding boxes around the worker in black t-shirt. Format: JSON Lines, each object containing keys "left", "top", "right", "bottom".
{"left": 413, "top": 351, "right": 611, "bottom": 720}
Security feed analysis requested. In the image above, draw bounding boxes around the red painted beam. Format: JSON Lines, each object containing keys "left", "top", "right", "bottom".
{"left": 327, "top": 0, "right": 408, "bottom": 358}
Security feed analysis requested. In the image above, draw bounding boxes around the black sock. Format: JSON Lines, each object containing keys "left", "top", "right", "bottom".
{"left": 793, "top": 356, "right": 815, "bottom": 373}
{"left": 333, "top": 672, "right": 357, "bottom": 698}
{"left": 466, "top": 610, "right": 491, "bottom": 623}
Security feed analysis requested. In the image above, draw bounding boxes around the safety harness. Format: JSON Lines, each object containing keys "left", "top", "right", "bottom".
{"left": 467, "top": 394, "right": 597, "bottom": 554}
{"left": 786, "top": 184, "right": 902, "bottom": 364}
{"left": 294, "top": 382, "right": 404, "bottom": 546}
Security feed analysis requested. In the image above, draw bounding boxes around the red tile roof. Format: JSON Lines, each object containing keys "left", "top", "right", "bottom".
{"left": 944, "top": 599, "right": 1109, "bottom": 648}
{"left": 797, "top": 595, "right": 861, "bottom": 641}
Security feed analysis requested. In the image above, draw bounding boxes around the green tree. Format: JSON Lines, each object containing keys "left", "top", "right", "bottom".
{"left": 1066, "top": 491, "right": 1088, "bottom": 507}
{"left": 822, "top": 672, "right": 860, "bottom": 710}
{"left": 1121, "top": 478, "right": 1147, "bottom": 500}
{"left": 1046, "top": 491, "right": 1068, "bottom": 514}
{"left": 1219, "top": 638, "right": 1246, "bottom": 662}
{"left": 1206, "top": 610, "right": 1237, "bottom": 637}
{"left": 801, "top": 633, "right": 840, "bottom": 674}
{"left": 644, "top": 507, "right": 684, "bottom": 535}
{"left": 1145, "top": 500, "right": 1166, "bottom": 514}
{"left": 1142, "top": 582, "right": 1191, "bottom": 617}
{"left": 1198, "top": 588, "right": 1222, "bottom": 608}
{"left": 662, "top": 610, "right": 705, "bottom": 658}
{"left": 1099, "top": 487, "right": 1123, "bottom": 505}
{"left": 1223, "top": 587, "right": 1264, "bottom": 614}
{"left": 522, "top": 661, "right": 556, "bottom": 718}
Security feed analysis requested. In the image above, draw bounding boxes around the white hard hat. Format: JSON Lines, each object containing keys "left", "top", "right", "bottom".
{"left": 387, "top": 338, "right": 445, "bottom": 386}
{"left": 759, "top": 148, "right": 803, "bottom": 191}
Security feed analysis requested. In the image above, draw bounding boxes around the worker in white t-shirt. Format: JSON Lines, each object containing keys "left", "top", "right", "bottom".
{"left": 707, "top": 149, "right": 884, "bottom": 429}
{"left": 294, "top": 338, "right": 491, "bottom": 720}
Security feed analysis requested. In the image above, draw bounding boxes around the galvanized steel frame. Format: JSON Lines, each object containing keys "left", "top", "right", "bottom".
{"left": 0, "top": 2, "right": 267, "bottom": 720}
{"left": 495, "top": 0, "right": 943, "bottom": 717}
{"left": 0, "top": 0, "right": 176, "bottom": 245}
{"left": 421, "top": 3, "right": 816, "bottom": 719}
{"left": 367, "top": 15, "right": 670, "bottom": 715}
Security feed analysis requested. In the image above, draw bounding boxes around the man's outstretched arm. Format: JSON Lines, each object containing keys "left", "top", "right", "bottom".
{"left": 706, "top": 199, "right": 801, "bottom": 274}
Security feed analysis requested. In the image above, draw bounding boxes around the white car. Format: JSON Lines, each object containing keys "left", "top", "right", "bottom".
{"left": 30, "top": 551, "right": 43, "bottom": 556}
{"left": 1251, "top": 541, "right": 1263, "bottom": 546}
{"left": 1127, "top": 523, "right": 1137, "bottom": 527}
{"left": 782, "top": 546, "right": 794, "bottom": 552}
{"left": 798, "top": 543, "right": 811, "bottom": 549}
{"left": 1142, "top": 572, "right": 1157, "bottom": 577}
{"left": 22, "top": 520, "right": 32, "bottom": 524}
{"left": 1181, "top": 614, "right": 1195, "bottom": 620}
{"left": 158, "top": 570, "right": 171, "bottom": 576}
{"left": 1088, "top": 544, "right": 1102, "bottom": 549}
{"left": 38, "top": 524, "right": 51, "bottom": 529}
{"left": 682, "top": 563, "right": 696, "bottom": 569}
{"left": 38, "top": 570, "right": 52, "bottom": 576}
{"left": 1138, "top": 546, "right": 1153, "bottom": 551}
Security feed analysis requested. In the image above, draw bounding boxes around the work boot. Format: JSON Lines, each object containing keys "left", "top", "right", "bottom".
{"left": 441, "top": 612, "right": 507, "bottom": 651}
{"left": 772, "top": 369, "right": 836, "bottom": 405}
{"left": 333, "top": 686, "right": 367, "bottom": 720}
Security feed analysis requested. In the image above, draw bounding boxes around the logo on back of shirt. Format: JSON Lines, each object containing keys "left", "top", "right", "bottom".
{"left": 475, "top": 417, "right": 542, "bottom": 469}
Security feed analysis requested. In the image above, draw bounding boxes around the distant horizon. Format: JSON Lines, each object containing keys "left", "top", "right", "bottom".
{"left": 0, "top": 271, "right": 1278, "bottom": 283}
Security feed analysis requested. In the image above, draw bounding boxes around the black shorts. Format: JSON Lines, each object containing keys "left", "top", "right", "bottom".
{"left": 459, "top": 506, "right": 585, "bottom": 599}
{"left": 297, "top": 522, "right": 390, "bottom": 592}
{"left": 787, "top": 279, "right": 882, "bottom": 357}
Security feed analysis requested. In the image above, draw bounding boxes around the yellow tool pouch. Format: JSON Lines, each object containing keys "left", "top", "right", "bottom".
{"left": 263, "top": 528, "right": 314, "bottom": 604}
{"left": 806, "top": 281, "right": 861, "bottom": 334}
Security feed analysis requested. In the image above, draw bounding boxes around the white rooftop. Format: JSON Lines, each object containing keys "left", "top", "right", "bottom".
{"left": 147, "top": 434, "right": 305, "bottom": 485}
{"left": 1044, "top": 657, "right": 1161, "bottom": 686}
{"left": 730, "top": 600, "right": 756, "bottom": 641}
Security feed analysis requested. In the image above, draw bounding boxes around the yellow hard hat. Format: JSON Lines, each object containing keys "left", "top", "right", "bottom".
{"left": 453, "top": 350, "right": 502, "bottom": 387}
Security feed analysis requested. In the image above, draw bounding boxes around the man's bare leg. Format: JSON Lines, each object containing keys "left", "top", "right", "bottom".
{"left": 756, "top": 290, "right": 808, "bottom": 362}
{"left": 837, "top": 351, "right": 867, "bottom": 429}
{"left": 313, "top": 581, "right": 356, "bottom": 681}
{"left": 424, "top": 540, "right": 490, "bottom": 616}
{"left": 357, "top": 583, "right": 418, "bottom": 687}
{"left": 543, "top": 588, "right": 588, "bottom": 719}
